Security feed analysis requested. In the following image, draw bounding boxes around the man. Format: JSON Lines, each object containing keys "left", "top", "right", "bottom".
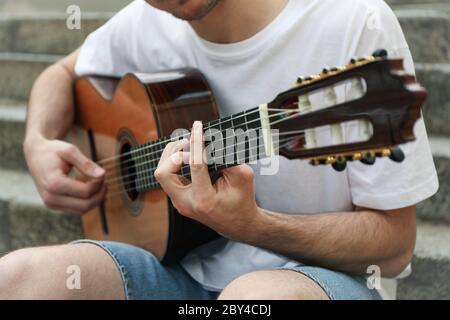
{"left": 0, "top": 0, "right": 439, "bottom": 300}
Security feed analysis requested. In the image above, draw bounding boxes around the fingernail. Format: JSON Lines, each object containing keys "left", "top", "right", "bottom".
{"left": 194, "top": 121, "right": 202, "bottom": 131}
{"left": 93, "top": 167, "right": 105, "bottom": 177}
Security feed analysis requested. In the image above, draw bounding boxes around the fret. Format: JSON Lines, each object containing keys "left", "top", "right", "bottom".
{"left": 220, "top": 115, "right": 233, "bottom": 130}
{"left": 141, "top": 146, "right": 148, "bottom": 190}
{"left": 231, "top": 112, "right": 247, "bottom": 164}
{"left": 221, "top": 114, "right": 234, "bottom": 166}
{"left": 244, "top": 108, "right": 261, "bottom": 130}
{"left": 135, "top": 147, "right": 142, "bottom": 191}
{"left": 141, "top": 147, "right": 145, "bottom": 191}
{"left": 140, "top": 147, "right": 147, "bottom": 190}
{"left": 146, "top": 144, "right": 155, "bottom": 188}
{"left": 208, "top": 118, "right": 220, "bottom": 129}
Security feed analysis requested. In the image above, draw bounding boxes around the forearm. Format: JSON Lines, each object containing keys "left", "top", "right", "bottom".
{"left": 25, "top": 51, "right": 79, "bottom": 146}
{"left": 244, "top": 206, "right": 416, "bottom": 277}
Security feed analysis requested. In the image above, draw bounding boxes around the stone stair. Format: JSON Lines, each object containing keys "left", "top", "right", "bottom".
{"left": 0, "top": 0, "right": 449, "bottom": 299}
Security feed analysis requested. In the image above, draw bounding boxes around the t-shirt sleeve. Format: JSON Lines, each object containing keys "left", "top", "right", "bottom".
{"left": 75, "top": 0, "right": 144, "bottom": 77}
{"left": 345, "top": 0, "right": 439, "bottom": 210}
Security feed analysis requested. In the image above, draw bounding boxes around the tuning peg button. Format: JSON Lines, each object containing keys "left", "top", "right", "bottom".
{"left": 361, "top": 152, "right": 376, "bottom": 165}
{"left": 332, "top": 158, "right": 347, "bottom": 172}
{"left": 372, "top": 49, "right": 388, "bottom": 58}
{"left": 389, "top": 147, "right": 405, "bottom": 163}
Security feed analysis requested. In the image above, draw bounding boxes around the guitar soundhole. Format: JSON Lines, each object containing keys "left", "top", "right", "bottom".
{"left": 120, "top": 143, "right": 139, "bottom": 201}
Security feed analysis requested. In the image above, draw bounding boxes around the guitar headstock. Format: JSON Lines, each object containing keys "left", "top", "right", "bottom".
{"left": 267, "top": 49, "right": 427, "bottom": 171}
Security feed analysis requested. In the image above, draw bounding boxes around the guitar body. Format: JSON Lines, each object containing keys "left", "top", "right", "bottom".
{"left": 72, "top": 69, "right": 221, "bottom": 263}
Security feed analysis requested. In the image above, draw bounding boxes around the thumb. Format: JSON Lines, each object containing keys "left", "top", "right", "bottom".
{"left": 223, "top": 165, "right": 255, "bottom": 185}
{"left": 58, "top": 143, "right": 105, "bottom": 179}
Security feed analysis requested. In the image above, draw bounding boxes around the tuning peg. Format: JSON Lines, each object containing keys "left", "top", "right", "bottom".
{"left": 361, "top": 152, "right": 376, "bottom": 165}
{"left": 372, "top": 49, "right": 388, "bottom": 58}
{"left": 352, "top": 152, "right": 363, "bottom": 161}
{"left": 332, "top": 157, "right": 347, "bottom": 172}
{"left": 297, "top": 76, "right": 304, "bottom": 84}
{"left": 389, "top": 147, "right": 405, "bottom": 163}
{"left": 350, "top": 57, "right": 357, "bottom": 64}
{"left": 322, "top": 67, "right": 330, "bottom": 75}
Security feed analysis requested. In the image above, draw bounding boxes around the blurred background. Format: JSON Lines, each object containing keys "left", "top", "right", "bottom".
{"left": 0, "top": 0, "right": 448, "bottom": 299}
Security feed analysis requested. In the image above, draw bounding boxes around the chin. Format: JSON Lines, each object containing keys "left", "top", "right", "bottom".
{"left": 146, "top": 0, "right": 219, "bottom": 21}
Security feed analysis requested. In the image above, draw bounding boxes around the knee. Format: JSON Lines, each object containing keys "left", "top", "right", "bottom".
{"left": 0, "top": 248, "right": 37, "bottom": 298}
{"left": 218, "top": 271, "right": 329, "bottom": 300}
{"left": 219, "top": 272, "right": 278, "bottom": 300}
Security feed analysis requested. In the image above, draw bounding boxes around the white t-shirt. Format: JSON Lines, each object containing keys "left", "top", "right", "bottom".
{"left": 75, "top": 0, "right": 439, "bottom": 297}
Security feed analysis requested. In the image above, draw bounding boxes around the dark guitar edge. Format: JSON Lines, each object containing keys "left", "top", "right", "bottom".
{"left": 137, "top": 70, "right": 222, "bottom": 264}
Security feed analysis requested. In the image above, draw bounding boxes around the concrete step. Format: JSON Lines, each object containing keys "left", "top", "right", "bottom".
{"left": 397, "top": 222, "right": 450, "bottom": 300}
{"left": 0, "top": 0, "right": 129, "bottom": 13}
{"left": 0, "top": 52, "right": 61, "bottom": 102}
{"left": 0, "top": 105, "right": 27, "bottom": 171}
{"left": 0, "top": 168, "right": 83, "bottom": 256}
{"left": 0, "top": 13, "right": 113, "bottom": 56}
{"left": 416, "top": 63, "right": 450, "bottom": 137}
{"left": 417, "top": 156, "right": 450, "bottom": 226}
{"left": 388, "top": 0, "right": 449, "bottom": 5}
{"left": 416, "top": 136, "right": 450, "bottom": 226}
{"left": 0, "top": 5, "right": 448, "bottom": 63}
{"left": 394, "top": 6, "right": 450, "bottom": 63}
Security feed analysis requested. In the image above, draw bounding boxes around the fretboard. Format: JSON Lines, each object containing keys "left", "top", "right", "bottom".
{"left": 130, "top": 107, "right": 267, "bottom": 192}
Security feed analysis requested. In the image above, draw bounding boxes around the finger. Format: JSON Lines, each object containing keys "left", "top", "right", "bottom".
{"left": 190, "top": 121, "right": 214, "bottom": 195}
{"left": 159, "top": 139, "right": 189, "bottom": 164}
{"left": 47, "top": 173, "right": 104, "bottom": 199}
{"left": 43, "top": 184, "right": 107, "bottom": 214}
{"left": 57, "top": 143, "right": 105, "bottom": 179}
{"left": 155, "top": 151, "right": 190, "bottom": 188}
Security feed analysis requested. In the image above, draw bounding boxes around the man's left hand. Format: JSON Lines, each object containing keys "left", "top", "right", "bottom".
{"left": 154, "top": 121, "right": 262, "bottom": 241}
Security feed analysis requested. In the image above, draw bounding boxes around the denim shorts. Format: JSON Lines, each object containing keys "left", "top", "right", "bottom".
{"left": 72, "top": 240, "right": 381, "bottom": 300}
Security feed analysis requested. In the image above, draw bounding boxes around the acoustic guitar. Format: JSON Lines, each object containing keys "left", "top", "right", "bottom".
{"left": 71, "top": 49, "right": 426, "bottom": 263}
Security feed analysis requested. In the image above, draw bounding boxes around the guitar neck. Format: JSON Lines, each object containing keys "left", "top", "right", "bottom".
{"left": 131, "top": 106, "right": 270, "bottom": 192}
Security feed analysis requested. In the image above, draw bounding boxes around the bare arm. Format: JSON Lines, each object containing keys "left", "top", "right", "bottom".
{"left": 24, "top": 49, "right": 106, "bottom": 214}
{"left": 25, "top": 50, "right": 79, "bottom": 142}
{"left": 245, "top": 206, "right": 416, "bottom": 278}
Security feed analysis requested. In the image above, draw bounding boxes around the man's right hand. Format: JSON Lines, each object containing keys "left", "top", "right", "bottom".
{"left": 24, "top": 138, "right": 106, "bottom": 214}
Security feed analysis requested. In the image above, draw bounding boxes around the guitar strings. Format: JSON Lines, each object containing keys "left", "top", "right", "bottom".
{"left": 96, "top": 108, "right": 301, "bottom": 170}
{"left": 105, "top": 132, "right": 302, "bottom": 189}
{"left": 104, "top": 126, "right": 308, "bottom": 188}
{"left": 105, "top": 134, "right": 301, "bottom": 198}
{"left": 98, "top": 108, "right": 289, "bottom": 172}
{"left": 102, "top": 105, "right": 316, "bottom": 187}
